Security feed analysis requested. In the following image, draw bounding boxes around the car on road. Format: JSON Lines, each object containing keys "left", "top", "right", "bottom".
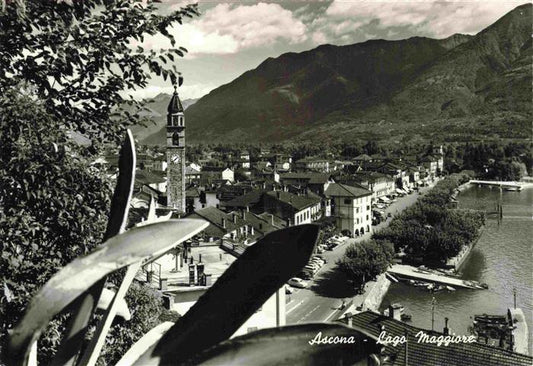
{"left": 288, "top": 277, "right": 308, "bottom": 288}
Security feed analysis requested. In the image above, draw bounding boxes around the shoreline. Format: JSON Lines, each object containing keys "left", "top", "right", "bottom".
{"left": 360, "top": 177, "right": 476, "bottom": 314}
{"left": 446, "top": 227, "right": 484, "bottom": 271}
{"left": 361, "top": 274, "right": 391, "bottom": 312}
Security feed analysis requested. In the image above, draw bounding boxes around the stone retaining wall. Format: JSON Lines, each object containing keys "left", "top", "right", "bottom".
{"left": 361, "top": 274, "right": 391, "bottom": 312}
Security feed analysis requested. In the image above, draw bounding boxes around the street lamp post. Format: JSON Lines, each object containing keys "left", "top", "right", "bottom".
{"left": 431, "top": 297, "right": 436, "bottom": 331}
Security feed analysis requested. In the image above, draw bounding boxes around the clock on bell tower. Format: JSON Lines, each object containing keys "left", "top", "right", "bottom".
{"left": 166, "top": 82, "right": 186, "bottom": 212}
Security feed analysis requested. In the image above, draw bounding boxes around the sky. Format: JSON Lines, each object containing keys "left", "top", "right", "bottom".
{"left": 129, "top": 0, "right": 527, "bottom": 100}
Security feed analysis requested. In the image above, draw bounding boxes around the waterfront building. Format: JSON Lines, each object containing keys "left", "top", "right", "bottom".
{"left": 325, "top": 182, "right": 373, "bottom": 237}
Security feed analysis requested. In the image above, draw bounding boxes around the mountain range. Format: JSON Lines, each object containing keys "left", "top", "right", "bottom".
{"left": 131, "top": 95, "right": 198, "bottom": 144}
{"left": 138, "top": 4, "right": 532, "bottom": 146}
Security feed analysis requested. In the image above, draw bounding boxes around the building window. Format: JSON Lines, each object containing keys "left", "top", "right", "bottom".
{"left": 179, "top": 116, "right": 184, "bottom": 126}
{"left": 344, "top": 198, "right": 351, "bottom": 204}
{"left": 172, "top": 132, "right": 179, "bottom": 146}
{"left": 367, "top": 205, "right": 370, "bottom": 210}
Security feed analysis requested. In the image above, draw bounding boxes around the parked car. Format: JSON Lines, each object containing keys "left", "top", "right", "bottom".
{"left": 285, "top": 285, "right": 294, "bottom": 294}
{"left": 314, "top": 254, "right": 327, "bottom": 263}
{"left": 299, "top": 270, "right": 314, "bottom": 280}
{"left": 288, "top": 277, "right": 308, "bottom": 288}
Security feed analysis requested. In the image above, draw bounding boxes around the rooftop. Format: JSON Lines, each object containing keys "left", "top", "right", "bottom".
{"left": 339, "top": 311, "right": 532, "bottom": 366}
{"left": 280, "top": 172, "right": 332, "bottom": 185}
{"left": 167, "top": 91, "right": 184, "bottom": 113}
{"left": 325, "top": 182, "right": 372, "bottom": 198}
{"left": 222, "top": 189, "right": 265, "bottom": 208}
{"left": 188, "top": 206, "right": 245, "bottom": 234}
{"left": 265, "top": 190, "right": 321, "bottom": 211}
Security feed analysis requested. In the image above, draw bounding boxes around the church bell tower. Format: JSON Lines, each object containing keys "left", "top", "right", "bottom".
{"left": 166, "top": 82, "right": 186, "bottom": 212}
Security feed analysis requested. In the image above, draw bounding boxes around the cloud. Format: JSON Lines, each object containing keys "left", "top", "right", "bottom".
{"left": 314, "top": 0, "right": 525, "bottom": 43}
{"left": 197, "top": 3, "right": 307, "bottom": 49}
{"left": 134, "top": 2, "right": 307, "bottom": 56}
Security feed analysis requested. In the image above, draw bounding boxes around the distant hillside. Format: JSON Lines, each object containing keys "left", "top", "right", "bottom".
{"left": 131, "top": 94, "right": 197, "bottom": 143}
{"left": 147, "top": 3, "right": 531, "bottom": 145}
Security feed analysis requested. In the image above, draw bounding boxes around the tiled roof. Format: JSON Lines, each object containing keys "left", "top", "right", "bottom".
{"left": 222, "top": 190, "right": 265, "bottom": 208}
{"left": 185, "top": 166, "right": 201, "bottom": 174}
{"left": 280, "top": 172, "right": 332, "bottom": 185}
{"left": 257, "top": 212, "right": 287, "bottom": 229}
{"left": 325, "top": 183, "right": 372, "bottom": 198}
{"left": 202, "top": 166, "right": 228, "bottom": 172}
{"left": 136, "top": 170, "right": 166, "bottom": 184}
{"left": 356, "top": 171, "right": 395, "bottom": 183}
{"left": 189, "top": 206, "right": 245, "bottom": 233}
{"left": 295, "top": 156, "right": 328, "bottom": 163}
{"left": 265, "top": 191, "right": 321, "bottom": 211}
{"left": 339, "top": 311, "right": 533, "bottom": 366}
{"left": 240, "top": 212, "right": 278, "bottom": 234}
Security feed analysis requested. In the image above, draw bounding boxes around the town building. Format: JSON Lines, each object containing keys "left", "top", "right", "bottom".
{"left": 239, "top": 151, "right": 251, "bottom": 169}
{"left": 201, "top": 167, "right": 235, "bottom": 183}
{"left": 185, "top": 165, "right": 201, "bottom": 185}
{"left": 279, "top": 172, "right": 334, "bottom": 196}
{"left": 264, "top": 190, "right": 322, "bottom": 226}
{"left": 294, "top": 157, "right": 330, "bottom": 172}
{"left": 325, "top": 183, "right": 373, "bottom": 237}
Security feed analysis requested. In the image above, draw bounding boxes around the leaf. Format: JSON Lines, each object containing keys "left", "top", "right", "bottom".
{"left": 6, "top": 219, "right": 209, "bottom": 366}
{"left": 132, "top": 224, "right": 320, "bottom": 365}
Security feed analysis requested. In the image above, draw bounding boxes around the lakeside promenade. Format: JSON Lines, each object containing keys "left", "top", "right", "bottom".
{"left": 286, "top": 179, "right": 440, "bottom": 324}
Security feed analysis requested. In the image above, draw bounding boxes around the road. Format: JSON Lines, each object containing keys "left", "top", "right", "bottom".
{"left": 286, "top": 182, "right": 438, "bottom": 325}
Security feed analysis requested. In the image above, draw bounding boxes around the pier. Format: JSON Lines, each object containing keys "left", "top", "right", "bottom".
{"left": 387, "top": 264, "right": 485, "bottom": 289}
{"left": 469, "top": 180, "right": 523, "bottom": 190}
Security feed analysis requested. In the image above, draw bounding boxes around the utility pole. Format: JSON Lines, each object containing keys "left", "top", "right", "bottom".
{"left": 513, "top": 287, "right": 517, "bottom": 309}
{"left": 431, "top": 297, "right": 436, "bottom": 331}
{"left": 404, "top": 328, "right": 409, "bottom": 366}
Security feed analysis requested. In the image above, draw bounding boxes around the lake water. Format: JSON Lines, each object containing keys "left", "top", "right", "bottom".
{"left": 380, "top": 184, "right": 533, "bottom": 353}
